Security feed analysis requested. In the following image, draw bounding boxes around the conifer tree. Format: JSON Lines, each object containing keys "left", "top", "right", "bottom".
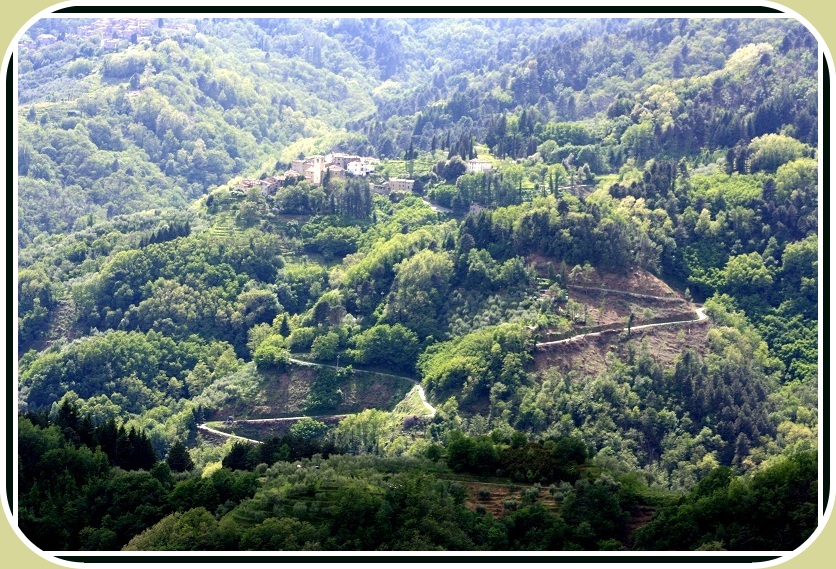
{"left": 279, "top": 314, "right": 291, "bottom": 337}
{"left": 166, "top": 440, "right": 195, "bottom": 472}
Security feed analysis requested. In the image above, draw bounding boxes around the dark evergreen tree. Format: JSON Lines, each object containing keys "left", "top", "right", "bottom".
{"left": 279, "top": 314, "right": 291, "bottom": 337}
{"left": 166, "top": 440, "right": 195, "bottom": 472}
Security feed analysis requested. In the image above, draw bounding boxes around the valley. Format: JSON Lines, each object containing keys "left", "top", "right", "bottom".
{"left": 14, "top": 14, "right": 820, "bottom": 554}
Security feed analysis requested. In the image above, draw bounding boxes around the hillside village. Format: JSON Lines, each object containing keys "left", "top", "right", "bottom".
{"left": 19, "top": 17, "right": 195, "bottom": 51}
{"left": 234, "top": 152, "right": 495, "bottom": 202}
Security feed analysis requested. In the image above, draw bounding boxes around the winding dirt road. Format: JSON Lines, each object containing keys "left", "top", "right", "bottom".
{"left": 566, "top": 284, "right": 681, "bottom": 302}
{"left": 197, "top": 423, "right": 263, "bottom": 445}
{"left": 199, "top": 297, "right": 704, "bottom": 444}
{"left": 536, "top": 305, "right": 708, "bottom": 349}
{"left": 197, "top": 358, "right": 435, "bottom": 445}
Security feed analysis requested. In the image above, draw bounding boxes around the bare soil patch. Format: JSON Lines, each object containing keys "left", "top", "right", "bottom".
{"left": 527, "top": 257, "right": 678, "bottom": 298}
{"left": 564, "top": 287, "right": 693, "bottom": 328}
{"left": 209, "top": 364, "right": 412, "bottom": 422}
{"left": 337, "top": 373, "right": 413, "bottom": 411}
{"left": 534, "top": 318, "right": 710, "bottom": 379}
{"left": 581, "top": 268, "right": 679, "bottom": 298}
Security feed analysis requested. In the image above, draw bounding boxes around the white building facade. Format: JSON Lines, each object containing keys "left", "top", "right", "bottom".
{"left": 466, "top": 158, "right": 493, "bottom": 173}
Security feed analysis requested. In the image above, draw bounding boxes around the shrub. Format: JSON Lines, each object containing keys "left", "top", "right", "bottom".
{"left": 253, "top": 335, "right": 290, "bottom": 371}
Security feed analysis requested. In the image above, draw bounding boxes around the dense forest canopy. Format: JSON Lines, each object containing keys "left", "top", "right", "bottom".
{"left": 15, "top": 15, "right": 820, "bottom": 553}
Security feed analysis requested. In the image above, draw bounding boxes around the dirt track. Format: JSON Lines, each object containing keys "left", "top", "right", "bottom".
{"left": 536, "top": 306, "right": 707, "bottom": 349}
{"left": 198, "top": 359, "right": 435, "bottom": 444}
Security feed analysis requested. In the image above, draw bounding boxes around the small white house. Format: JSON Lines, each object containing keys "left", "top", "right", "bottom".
{"left": 347, "top": 160, "right": 376, "bottom": 177}
{"left": 466, "top": 158, "right": 493, "bottom": 173}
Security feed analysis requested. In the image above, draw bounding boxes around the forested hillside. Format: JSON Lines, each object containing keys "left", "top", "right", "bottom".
{"left": 16, "top": 15, "right": 820, "bottom": 553}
